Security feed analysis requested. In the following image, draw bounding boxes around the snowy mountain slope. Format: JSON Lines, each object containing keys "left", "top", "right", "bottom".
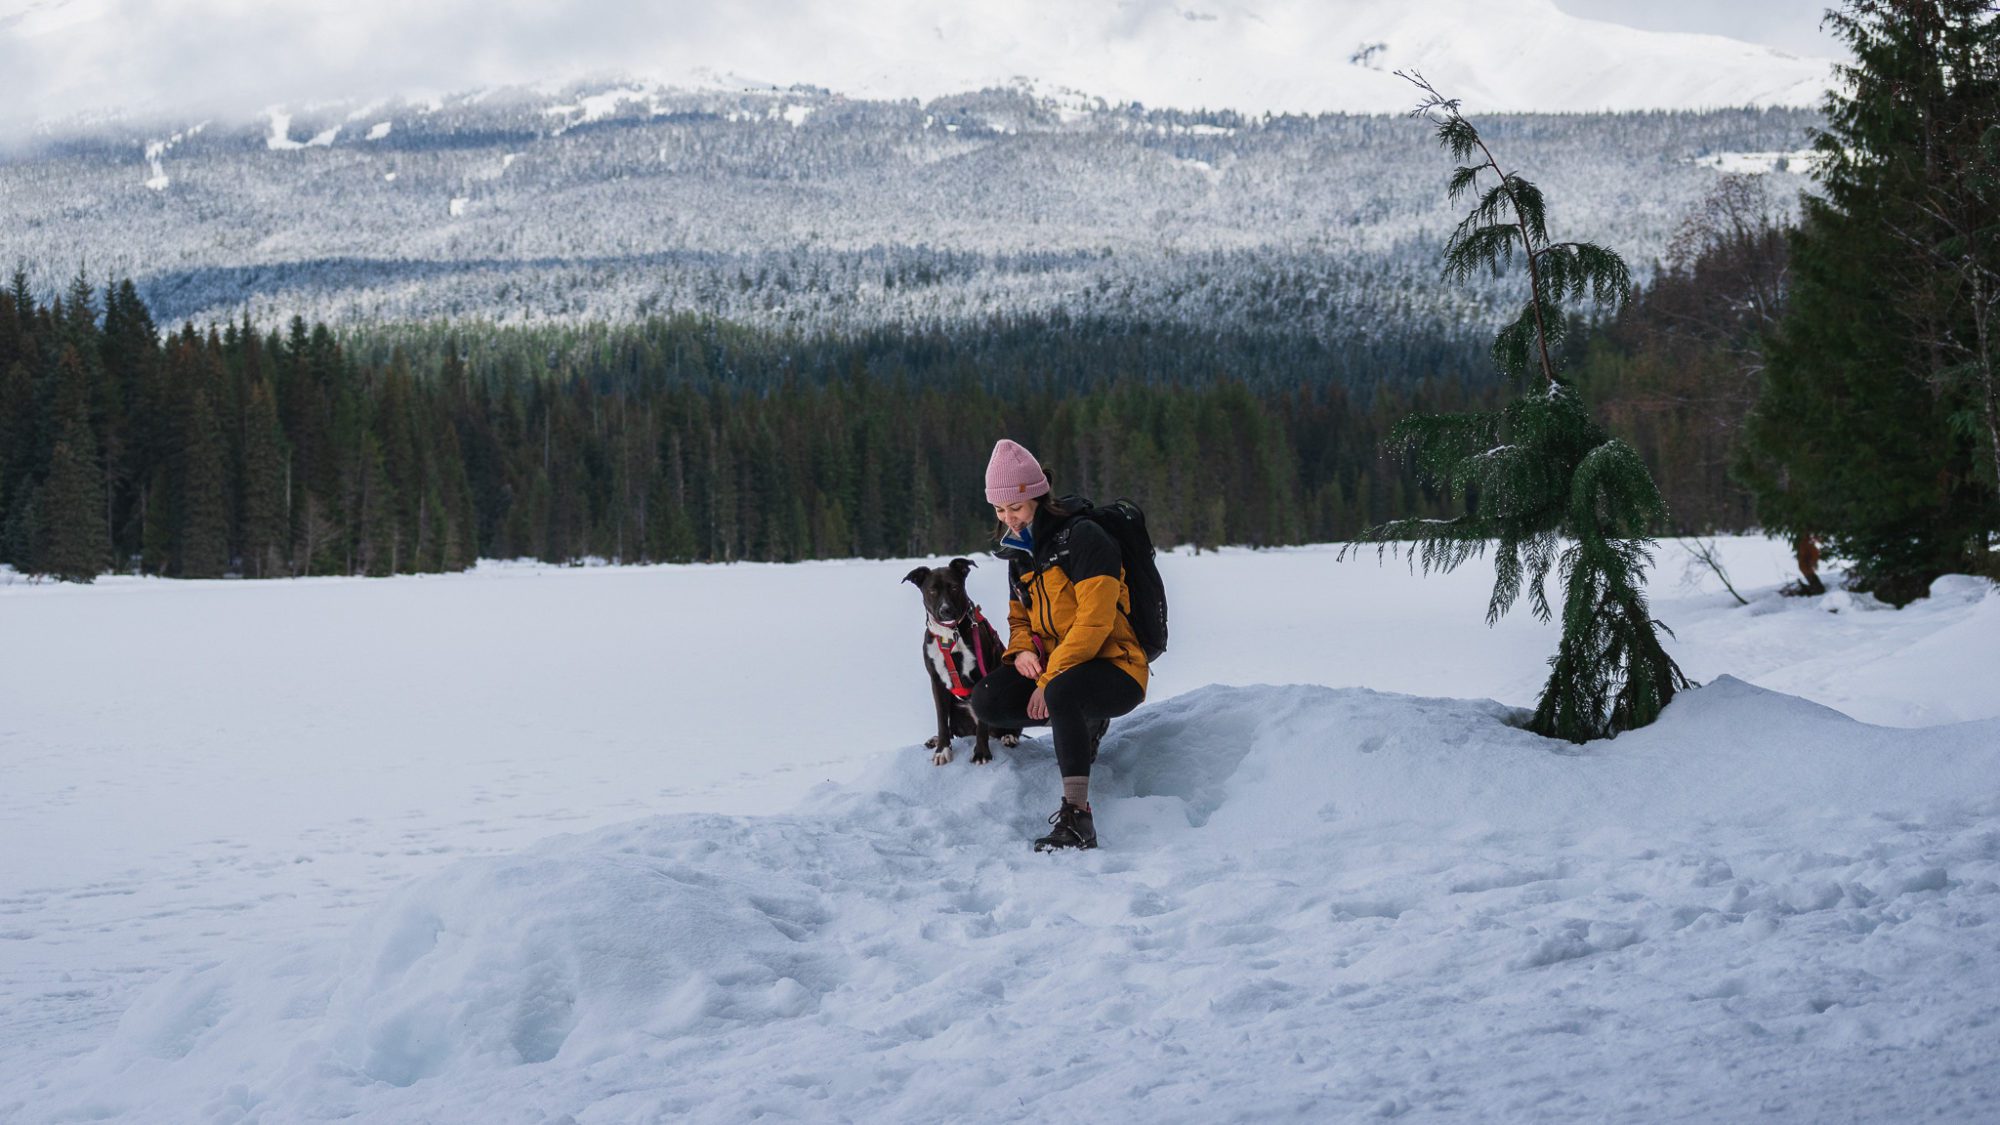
{"left": 0, "top": 0, "right": 1833, "bottom": 140}
{"left": 0, "top": 92, "right": 1819, "bottom": 334}
{"left": 23, "top": 677, "right": 2000, "bottom": 1122}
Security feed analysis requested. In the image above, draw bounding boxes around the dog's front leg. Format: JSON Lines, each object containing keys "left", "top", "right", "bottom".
{"left": 926, "top": 675, "right": 954, "bottom": 765}
{"left": 971, "top": 721, "right": 993, "bottom": 765}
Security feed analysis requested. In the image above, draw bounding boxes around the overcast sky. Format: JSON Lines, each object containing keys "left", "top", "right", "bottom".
{"left": 0, "top": 0, "right": 1843, "bottom": 139}
{"left": 1555, "top": 0, "right": 1839, "bottom": 58}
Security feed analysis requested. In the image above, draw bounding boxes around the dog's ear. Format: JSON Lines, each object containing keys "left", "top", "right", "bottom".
{"left": 949, "top": 557, "right": 976, "bottom": 577}
{"left": 902, "top": 566, "right": 931, "bottom": 587}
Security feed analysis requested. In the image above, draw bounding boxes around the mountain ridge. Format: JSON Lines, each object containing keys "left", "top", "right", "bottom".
{"left": 0, "top": 83, "right": 1819, "bottom": 336}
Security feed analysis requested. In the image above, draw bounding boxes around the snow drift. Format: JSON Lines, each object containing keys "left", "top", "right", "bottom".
{"left": 30, "top": 676, "right": 2000, "bottom": 1123}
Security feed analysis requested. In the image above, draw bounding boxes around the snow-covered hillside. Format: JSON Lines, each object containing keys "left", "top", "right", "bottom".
{"left": 0, "top": 2, "right": 1834, "bottom": 344}
{"left": 1, "top": 0, "right": 1832, "bottom": 140}
{"left": 0, "top": 92, "right": 1818, "bottom": 333}
{"left": 3, "top": 541, "right": 1997, "bottom": 1121}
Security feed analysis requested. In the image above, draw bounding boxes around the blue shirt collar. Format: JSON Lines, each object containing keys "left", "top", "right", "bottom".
{"left": 1000, "top": 526, "right": 1034, "bottom": 555}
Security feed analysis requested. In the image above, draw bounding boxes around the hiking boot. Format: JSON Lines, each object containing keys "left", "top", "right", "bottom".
{"left": 1087, "top": 718, "right": 1109, "bottom": 765}
{"left": 1033, "top": 799, "right": 1097, "bottom": 852}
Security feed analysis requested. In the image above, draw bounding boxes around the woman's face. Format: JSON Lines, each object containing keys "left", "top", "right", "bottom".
{"left": 993, "top": 497, "right": 1038, "bottom": 536}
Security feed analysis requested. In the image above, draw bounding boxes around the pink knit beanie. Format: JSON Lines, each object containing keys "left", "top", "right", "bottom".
{"left": 985, "top": 439, "right": 1050, "bottom": 505}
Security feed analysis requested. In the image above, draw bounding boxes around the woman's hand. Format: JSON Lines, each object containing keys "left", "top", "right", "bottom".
{"left": 1014, "top": 651, "right": 1044, "bottom": 680}
{"left": 1027, "top": 686, "right": 1049, "bottom": 721}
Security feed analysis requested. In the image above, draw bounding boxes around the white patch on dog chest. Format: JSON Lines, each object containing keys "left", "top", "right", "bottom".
{"left": 927, "top": 628, "right": 978, "bottom": 689}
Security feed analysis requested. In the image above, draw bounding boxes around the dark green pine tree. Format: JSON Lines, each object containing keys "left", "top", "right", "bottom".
{"left": 138, "top": 468, "right": 172, "bottom": 575}
{"left": 0, "top": 359, "right": 36, "bottom": 567}
{"left": 431, "top": 409, "right": 479, "bottom": 571}
{"left": 240, "top": 380, "right": 290, "bottom": 578}
{"left": 355, "top": 433, "right": 397, "bottom": 576}
{"left": 649, "top": 430, "right": 700, "bottom": 563}
{"left": 175, "top": 388, "right": 231, "bottom": 578}
{"left": 720, "top": 406, "right": 752, "bottom": 560}
{"left": 39, "top": 413, "right": 109, "bottom": 582}
{"left": 1738, "top": 0, "right": 2000, "bottom": 603}
{"left": 1, "top": 484, "right": 41, "bottom": 573}
{"left": 1354, "top": 75, "right": 1689, "bottom": 742}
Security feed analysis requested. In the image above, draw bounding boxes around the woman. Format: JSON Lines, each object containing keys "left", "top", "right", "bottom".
{"left": 969, "top": 439, "right": 1148, "bottom": 851}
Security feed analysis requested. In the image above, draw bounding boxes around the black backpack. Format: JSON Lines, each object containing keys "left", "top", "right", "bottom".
{"left": 1077, "top": 499, "right": 1169, "bottom": 662}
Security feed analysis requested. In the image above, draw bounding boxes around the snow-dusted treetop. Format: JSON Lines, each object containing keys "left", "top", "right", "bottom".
{"left": 0, "top": 0, "right": 1833, "bottom": 138}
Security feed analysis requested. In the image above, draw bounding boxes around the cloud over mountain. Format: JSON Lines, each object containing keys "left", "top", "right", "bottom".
{"left": 0, "top": 0, "right": 1833, "bottom": 138}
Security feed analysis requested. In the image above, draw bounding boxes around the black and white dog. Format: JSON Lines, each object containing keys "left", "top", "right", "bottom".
{"left": 903, "top": 557, "right": 1021, "bottom": 765}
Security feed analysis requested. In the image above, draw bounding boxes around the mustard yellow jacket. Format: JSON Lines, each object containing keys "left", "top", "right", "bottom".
{"left": 997, "top": 507, "right": 1150, "bottom": 694}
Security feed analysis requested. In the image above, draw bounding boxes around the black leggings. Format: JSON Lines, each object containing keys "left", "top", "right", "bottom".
{"left": 969, "top": 660, "right": 1144, "bottom": 778}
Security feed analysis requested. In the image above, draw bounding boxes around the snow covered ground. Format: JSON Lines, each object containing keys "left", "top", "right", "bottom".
{"left": 2, "top": 537, "right": 1997, "bottom": 1122}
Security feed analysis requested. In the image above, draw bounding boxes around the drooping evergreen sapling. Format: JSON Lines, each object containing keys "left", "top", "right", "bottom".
{"left": 1354, "top": 73, "right": 1690, "bottom": 742}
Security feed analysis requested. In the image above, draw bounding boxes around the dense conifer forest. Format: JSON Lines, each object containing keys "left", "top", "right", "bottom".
{"left": 1, "top": 273, "right": 1513, "bottom": 581}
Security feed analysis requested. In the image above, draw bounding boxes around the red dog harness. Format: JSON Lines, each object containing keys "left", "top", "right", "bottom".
{"left": 929, "top": 608, "right": 993, "bottom": 699}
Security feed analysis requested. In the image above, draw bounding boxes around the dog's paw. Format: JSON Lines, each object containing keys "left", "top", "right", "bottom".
{"left": 931, "top": 747, "right": 953, "bottom": 766}
{"left": 999, "top": 734, "right": 1021, "bottom": 748}
{"left": 972, "top": 748, "right": 993, "bottom": 765}
{"left": 924, "top": 735, "right": 943, "bottom": 750}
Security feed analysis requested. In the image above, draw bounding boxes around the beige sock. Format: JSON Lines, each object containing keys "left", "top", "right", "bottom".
{"left": 1062, "top": 776, "right": 1090, "bottom": 810}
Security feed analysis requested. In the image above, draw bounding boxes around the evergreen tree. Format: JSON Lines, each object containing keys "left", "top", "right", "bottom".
{"left": 39, "top": 414, "right": 108, "bottom": 581}
{"left": 0, "top": 360, "right": 36, "bottom": 563}
{"left": 240, "top": 381, "right": 289, "bottom": 578}
{"left": 355, "top": 433, "right": 397, "bottom": 576}
{"left": 650, "top": 469, "right": 700, "bottom": 563}
{"left": 138, "top": 468, "right": 172, "bottom": 574}
{"left": 441, "top": 426, "right": 480, "bottom": 570}
{"left": 650, "top": 425, "right": 701, "bottom": 563}
{"left": 1740, "top": 0, "right": 2000, "bottom": 602}
{"left": 376, "top": 357, "right": 421, "bottom": 570}
{"left": 1, "top": 484, "right": 40, "bottom": 572}
{"left": 175, "top": 388, "right": 231, "bottom": 578}
{"left": 1, "top": 269, "right": 29, "bottom": 371}
{"left": 1353, "top": 75, "right": 1688, "bottom": 742}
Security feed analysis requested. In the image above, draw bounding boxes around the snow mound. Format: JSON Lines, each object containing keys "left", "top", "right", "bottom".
{"left": 33, "top": 681, "right": 2000, "bottom": 1122}
{"left": 1715, "top": 574, "right": 2000, "bottom": 727}
{"left": 314, "top": 836, "right": 844, "bottom": 1086}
